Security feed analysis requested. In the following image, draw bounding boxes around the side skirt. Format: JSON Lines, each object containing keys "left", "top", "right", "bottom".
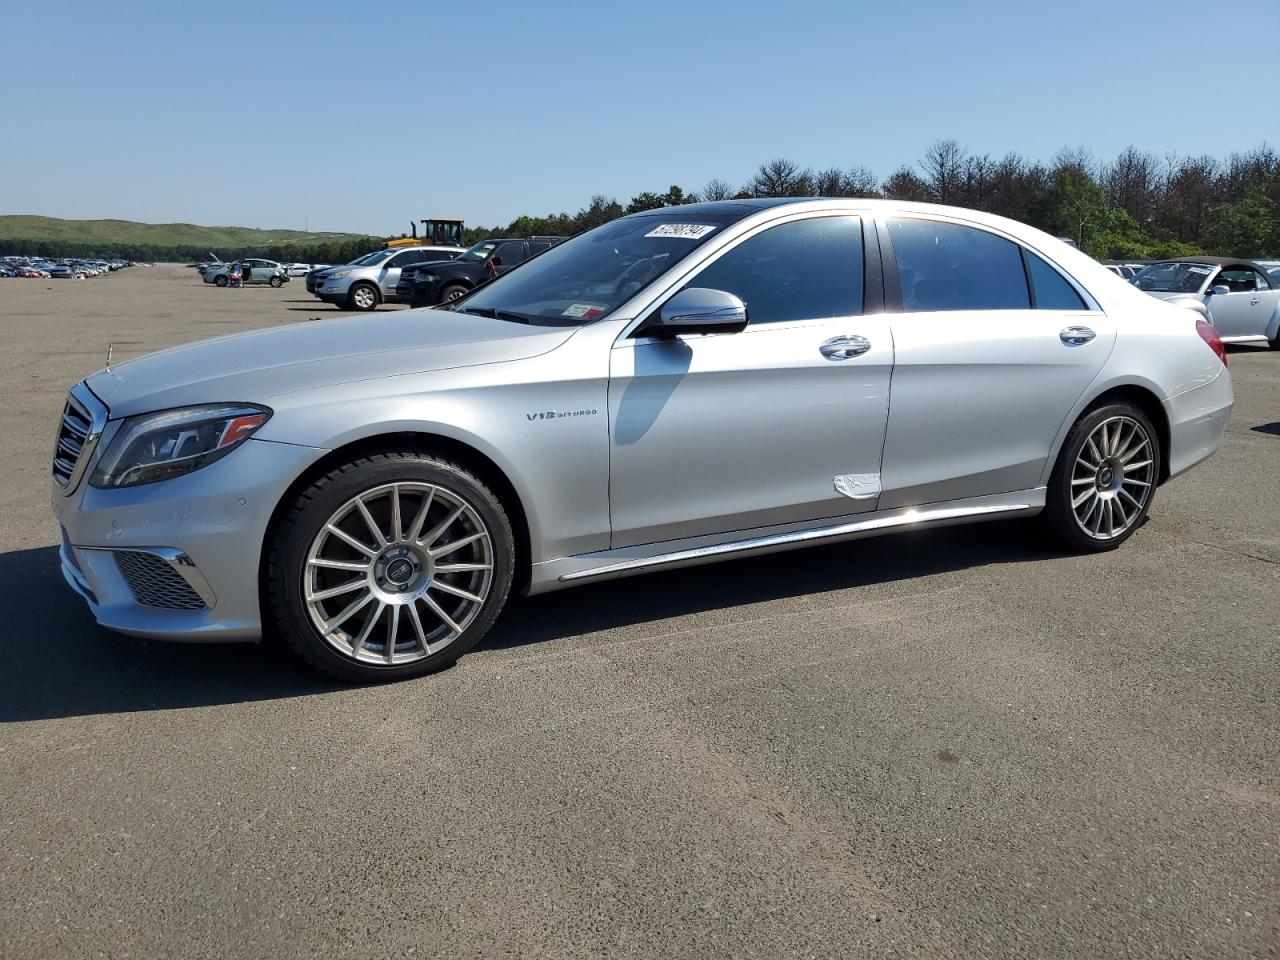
{"left": 528, "top": 487, "right": 1045, "bottom": 594}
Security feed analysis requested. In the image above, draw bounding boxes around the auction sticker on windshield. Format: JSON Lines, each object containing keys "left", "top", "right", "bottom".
{"left": 644, "top": 224, "right": 717, "bottom": 240}
{"left": 562, "top": 303, "right": 606, "bottom": 318}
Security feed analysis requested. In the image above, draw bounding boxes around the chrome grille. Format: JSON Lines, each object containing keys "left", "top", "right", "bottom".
{"left": 113, "top": 551, "right": 207, "bottom": 611}
{"left": 52, "top": 385, "right": 106, "bottom": 493}
{"left": 52, "top": 395, "right": 92, "bottom": 486}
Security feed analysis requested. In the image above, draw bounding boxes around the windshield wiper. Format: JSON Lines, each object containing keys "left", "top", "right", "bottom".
{"left": 453, "top": 306, "right": 534, "bottom": 324}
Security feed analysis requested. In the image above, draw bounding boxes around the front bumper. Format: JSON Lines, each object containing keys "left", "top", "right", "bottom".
{"left": 54, "top": 435, "right": 325, "bottom": 642}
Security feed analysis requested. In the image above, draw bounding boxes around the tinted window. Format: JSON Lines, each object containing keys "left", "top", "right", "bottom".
{"left": 529, "top": 241, "right": 552, "bottom": 255}
{"left": 689, "top": 217, "right": 863, "bottom": 325}
{"left": 1026, "top": 251, "right": 1086, "bottom": 310}
{"left": 889, "top": 218, "right": 1030, "bottom": 312}
{"left": 493, "top": 242, "right": 525, "bottom": 266}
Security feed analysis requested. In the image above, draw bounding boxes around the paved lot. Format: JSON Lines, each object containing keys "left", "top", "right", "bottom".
{"left": 0, "top": 266, "right": 1276, "bottom": 959}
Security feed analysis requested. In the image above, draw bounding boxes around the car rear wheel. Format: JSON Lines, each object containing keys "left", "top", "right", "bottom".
{"left": 348, "top": 283, "right": 379, "bottom": 311}
{"left": 267, "top": 450, "right": 514, "bottom": 682}
{"left": 440, "top": 283, "right": 469, "bottom": 304}
{"left": 1043, "top": 401, "right": 1159, "bottom": 552}
{"left": 213, "top": 275, "right": 228, "bottom": 287}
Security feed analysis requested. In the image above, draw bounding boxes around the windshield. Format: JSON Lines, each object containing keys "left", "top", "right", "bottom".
{"left": 456, "top": 242, "right": 498, "bottom": 263}
{"left": 455, "top": 213, "right": 742, "bottom": 324}
{"left": 1133, "top": 262, "right": 1213, "bottom": 294}
{"left": 350, "top": 249, "right": 393, "bottom": 267}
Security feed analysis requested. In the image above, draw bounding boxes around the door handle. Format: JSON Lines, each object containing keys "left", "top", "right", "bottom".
{"left": 1060, "top": 325, "right": 1096, "bottom": 345}
{"left": 819, "top": 335, "right": 871, "bottom": 360}
{"left": 1251, "top": 297, "right": 1260, "bottom": 306}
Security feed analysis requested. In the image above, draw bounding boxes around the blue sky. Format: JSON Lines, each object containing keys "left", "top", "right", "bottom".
{"left": 2, "top": 0, "right": 1275, "bottom": 235}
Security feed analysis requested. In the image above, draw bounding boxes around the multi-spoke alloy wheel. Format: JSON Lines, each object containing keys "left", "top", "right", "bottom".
{"left": 1044, "top": 402, "right": 1160, "bottom": 553}
{"left": 1070, "top": 415, "right": 1154, "bottom": 540}
{"left": 268, "top": 452, "right": 514, "bottom": 681}
{"left": 305, "top": 482, "right": 493, "bottom": 664}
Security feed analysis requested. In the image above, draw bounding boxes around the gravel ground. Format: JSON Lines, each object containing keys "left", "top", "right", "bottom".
{"left": 0, "top": 266, "right": 1276, "bottom": 959}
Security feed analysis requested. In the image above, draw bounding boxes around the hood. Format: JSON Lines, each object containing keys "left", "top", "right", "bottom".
{"left": 86, "top": 310, "right": 575, "bottom": 417}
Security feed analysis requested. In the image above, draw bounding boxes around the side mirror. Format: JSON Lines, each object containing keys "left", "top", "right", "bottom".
{"left": 1208, "top": 284, "right": 1230, "bottom": 296}
{"left": 643, "top": 287, "right": 748, "bottom": 337}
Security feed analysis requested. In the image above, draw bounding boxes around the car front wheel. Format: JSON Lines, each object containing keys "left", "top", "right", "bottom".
{"left": 267, "top": 450, "right": 514, "bottom": 682}
{"left": 348, "top": 282, "right": 379, "bottom": 311}
{"left": 213, "top": 275, "right": 228, "bottom": 287}
{"left": 270, "top": 275, "right": 284, "bottom": 288}
{"left": 1043, "top": 401, "right": 1159, "bottom": 552}
{"left": 440, "top": 283, "right": 469, "bottom": 304}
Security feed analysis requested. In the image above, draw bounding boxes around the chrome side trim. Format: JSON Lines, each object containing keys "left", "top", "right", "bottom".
{"left": 559, "top": 499, "right": 1034, "bottom": 583}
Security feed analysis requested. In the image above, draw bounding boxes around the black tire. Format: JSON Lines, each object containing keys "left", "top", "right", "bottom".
{"left": 347, "top": 282, "right": 380, "bottom": 311}
{"left": 269, "top": 275, "right": 284, "bottom": 288}
{"left": 439, "top": 283, "right": 469, "bottom": 305}
{"left": 266, "top": 449, "right": 515, "bottom": 683}
{"left": 1042, "top": 401, "right": 1160, "bottom": 553}
{"left": 213, "top": 275, "right": 228, "bottom": 287}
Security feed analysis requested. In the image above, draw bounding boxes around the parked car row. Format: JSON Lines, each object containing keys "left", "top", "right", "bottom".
{"left": 2, "top": 255, "right": 133, "bottom": 279}
{"left": 303, "top": 236, "right": 567, "bottom": 311}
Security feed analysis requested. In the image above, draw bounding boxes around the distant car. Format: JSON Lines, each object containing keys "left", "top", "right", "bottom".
{"left": 1133, "top": 257, "right": 1280, "bottom": 348}
{"left": 0, "top": 264, "right": 17, "bottom": 278}
{"left": 204, "top": 259, "right": 290, "bottom": 288}
{"left": 312, "top": 245, "right": 467, "bottom": 311}
{"left": 285, "top": 263, "right": 312, "bottom": 277}
{"left": 396, "top": 238, "right": 563, "bottom": 308}
{"left": 48, "top": 264, "right": 75, "bottom": 279}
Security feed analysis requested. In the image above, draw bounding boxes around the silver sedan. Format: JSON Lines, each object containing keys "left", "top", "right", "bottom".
{"left": 52, "top": 199, "right": 1233, "bottom": 681}
{"left": 1133, "top": 257, "right": 1280, "bottom": 347}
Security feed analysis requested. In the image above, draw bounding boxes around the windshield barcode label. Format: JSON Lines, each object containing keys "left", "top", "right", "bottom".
{"left": 644, "top": 224, "right": 717, "bottom": 240}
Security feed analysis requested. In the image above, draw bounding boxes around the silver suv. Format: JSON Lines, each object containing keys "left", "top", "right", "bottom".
{"left": 312, "top": 245, "right": 466, "bottom": 311}
{"left": 51, "top": 199, "right": 1231, "bottom": 683}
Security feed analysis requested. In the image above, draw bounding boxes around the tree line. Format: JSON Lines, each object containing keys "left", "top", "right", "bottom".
{"left": 6, "top": 142, "right": 1275, "bottom": 263}
{"left": 464, "top": 141, "right": 1280, "bottom": 261}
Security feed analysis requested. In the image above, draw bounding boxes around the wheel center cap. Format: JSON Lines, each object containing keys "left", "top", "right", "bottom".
{"left": 386, "top": 558, "right": 414, "bottom": 585}
{"left": 1098, "top": 466, "right": 1114, "bottom": 487}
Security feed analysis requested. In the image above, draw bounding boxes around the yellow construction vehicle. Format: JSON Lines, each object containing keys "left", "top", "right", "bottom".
{"left": 385, "top": 218, "right": 465, "bottom": 249}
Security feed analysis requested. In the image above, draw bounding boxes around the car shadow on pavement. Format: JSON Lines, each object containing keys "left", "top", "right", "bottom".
{"left": 481, "top": 520, "right": 1059, "bottom": 652}
{"left": 1, "top": 522, "right": 1059, "bottom": 723}
{"left": 0, "top": 546, "right": 344, "bottom": 724}
{"left": 1252, "top": 421, "right": 1280, "bottom": 436}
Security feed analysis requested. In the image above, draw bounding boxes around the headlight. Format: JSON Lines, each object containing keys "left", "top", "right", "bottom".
{"left": 329, "top": 270, "right": 352, "bottom": 279}
{"left": 90, "top": 403, "right": 272, "bottom": 488}
{"left": 416, "top": 273, "right": 436, "bottom": 283}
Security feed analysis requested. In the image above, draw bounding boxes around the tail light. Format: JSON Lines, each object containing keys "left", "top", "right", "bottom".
{"left": 1195, "top": 319, "right": 1227, "bottom": 367}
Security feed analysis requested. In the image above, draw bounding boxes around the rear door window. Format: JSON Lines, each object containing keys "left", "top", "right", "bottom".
{"left": 1025, "top": 251, "right": 1087, "bottom": 310}
{"left": 888, "top": 218, "right": 1030, "bottom": 312}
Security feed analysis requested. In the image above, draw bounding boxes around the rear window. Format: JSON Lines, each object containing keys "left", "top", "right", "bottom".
{"left": 1026, "top": 251, "right": 1086, "bottom": 310}
{"left": 888, "top": 218, "right": 1030, "bottom": 312}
